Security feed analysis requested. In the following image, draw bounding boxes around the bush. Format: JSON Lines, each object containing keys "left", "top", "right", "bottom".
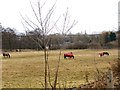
{"left": 89, "top": 42, "right": 101, "bottom": 49}
{"left": 106, "top": 41, "right": 118, "bottom": 49}
{"left": 66, "top": 43, "right": 88, "bottom": 49}
{"left": 50, "top": 46, "right": 61, "bottom": 50}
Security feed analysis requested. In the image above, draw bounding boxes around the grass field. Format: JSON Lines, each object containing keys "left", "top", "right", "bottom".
{"left": 2, "top": 49, "right": 118, "bottom": 88}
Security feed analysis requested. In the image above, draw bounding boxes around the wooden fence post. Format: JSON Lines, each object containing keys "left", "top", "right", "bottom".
{"left": 106, "top": 71, "right": 114, "bottom": 89}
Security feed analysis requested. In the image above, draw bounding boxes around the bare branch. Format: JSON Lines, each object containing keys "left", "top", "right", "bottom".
{"left": 56, "top": 8, "right": 78, "bottom": 35}
{"left": 43, "top": 1, "right": 56, "bottom": 24}
{"left": 20, "top": 14, "right": 35, "bottom": 30}
{"left": 55, "top": 25, "right": 62, "bottom": 33}
{"left": 62, "top": 8, "right": 69, "bottom": 34}
{"left": 54, "top": 49, "right": 61, "bottom": 88}
{"left": 48, "top": 64, "right": 53, "bottom": 88}
{"left": 65, "top": 20, "right": 78, "bottom": 34}
{"left": 22, "top": 23, "right": 44, "bottom": 50}
{"left": 25, "top": 16, "right": 42, "bottom": 31}
{"left": 39, "top": 0, "right": 47, "bottom": 9}
{"left": 46, "top": 49, "right": 53, "bottom": 88}
{"left": 30, "top": 1, "right": 41, "bottom": 25}
{"left": 46, "top": 15, "right": 61, "bottom": 35}
{"left": 37, "top": 1, "right": 44, "bottom": 29}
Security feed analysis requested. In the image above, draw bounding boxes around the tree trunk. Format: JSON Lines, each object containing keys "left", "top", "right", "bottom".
{"left": 44, "top": 49, "right": 47, "bottom": 89}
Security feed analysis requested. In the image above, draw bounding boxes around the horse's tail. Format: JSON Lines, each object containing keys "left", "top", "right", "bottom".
{"left": 64, "top": 54, "right": 66, "bottom": 59}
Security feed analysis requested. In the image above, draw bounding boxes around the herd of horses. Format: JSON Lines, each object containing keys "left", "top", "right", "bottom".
{"left": 2, "top": 51, "right": 109, "bottom": 59}
{"left": 64, "top": 52, "right": 109, "bottom": 59}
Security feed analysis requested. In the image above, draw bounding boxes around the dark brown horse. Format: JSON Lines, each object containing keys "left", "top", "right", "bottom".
{"left": 3, "top": 52, "right": 10, "bottom": 58}
{"left": 103, "top": 52, "right": 109, "bottom": 56}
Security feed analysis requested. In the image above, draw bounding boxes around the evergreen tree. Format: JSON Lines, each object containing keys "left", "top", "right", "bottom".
{"left": 109, "top": 32, "right": 116, "bottom": 41}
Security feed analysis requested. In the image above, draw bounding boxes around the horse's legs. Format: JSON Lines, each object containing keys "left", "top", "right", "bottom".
{"left": 64, "top": 54, "right": 66, "bottom": 59}
{"left": 8, "top": 54, "right": 10, "bottom": 58}
{"left": 73, "top": 56, "right": 74, "bottom": 59}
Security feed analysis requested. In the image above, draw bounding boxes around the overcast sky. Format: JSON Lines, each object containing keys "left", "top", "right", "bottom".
{"left": 0, "top": 0, "right": 119, "bottom": 34}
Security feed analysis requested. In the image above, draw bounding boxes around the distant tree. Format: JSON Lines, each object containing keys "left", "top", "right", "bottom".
{"left": 109, "top": 32, "right": 116, "bottom": 41}
{"left": 99, "top": 31, "right": 117, "bottom": 48}
{"left": 17, "top": 33, "right": 26, "bottom": 49}
{"left": 48, "top": 34, "right": 63, "bottom": 50}
{"left": 90, "top": 34, "right": 100, "bottom": 43}
{"left": 2, "top": 27, "right": 18, "bottom": 50}
{"left": 104, "top": 32, "right": 109, "bottom": 44}
{"left": 100, "top": 32, "right": 110, "bottom": 46}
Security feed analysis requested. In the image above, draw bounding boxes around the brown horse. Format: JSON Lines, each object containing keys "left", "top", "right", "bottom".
{"left": 103, "top": 52, "right": 109, "bottom": 56}
{"left": 3, "top": 52, "right": 10, "bottom": 58}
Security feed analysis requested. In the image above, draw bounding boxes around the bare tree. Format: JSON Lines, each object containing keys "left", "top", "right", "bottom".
{"left": 53, "top": 8, "right": 77, "bottom": 88}
{"left": 21, "top": 0, "right": 58, "bottom": 88}
{"left": 21, "top": 0, "right": 77, "bottom": 89}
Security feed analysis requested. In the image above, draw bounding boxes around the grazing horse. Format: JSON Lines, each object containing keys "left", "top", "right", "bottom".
{"left": 3, "top": 52, "right": 10, "bottom": 58}
{"left": 64, "top": 53, "right": 74, "bottom": 59}
{"left": 103, "top": 52, "right": 109, "bottom": 56}
{"left": 99, "top": 52, "right": 109, "bottom": 57}
{"left": 99, "top": 52, "right": 103, "bottom": 57}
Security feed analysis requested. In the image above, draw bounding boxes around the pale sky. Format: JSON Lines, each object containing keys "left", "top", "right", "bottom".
{"left": 0, "top": 0, "right": 119, "bottom": 34}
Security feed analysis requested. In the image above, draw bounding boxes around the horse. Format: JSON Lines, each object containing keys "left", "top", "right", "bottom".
{"left": 64, "top": 53, "right": 74, "bottom": 59}
{"left": 99, "top": 52, "right": 103, "bottom": 57}
{"left": 103, "top": 52, "right": 109, "bottom": 56}
{"left": 99, "top": 52, "right": 109, "bottom": 57}
{"left": 3, "top": 52, "right": 10, "bottom": 58}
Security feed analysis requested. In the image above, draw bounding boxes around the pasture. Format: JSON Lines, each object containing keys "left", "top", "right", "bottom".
{"left": 2, "top": 49, "right": 118, "bottom": 88}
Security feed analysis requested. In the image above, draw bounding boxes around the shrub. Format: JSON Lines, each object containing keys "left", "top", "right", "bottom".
{"left": 89, "top": 42, "right": 101, "bottom": 49}
{"left": 50, "top": 46, "right": 61, "bottom": 50}
{"left": 66, "top": 43, "right": 88, "bottom": 49}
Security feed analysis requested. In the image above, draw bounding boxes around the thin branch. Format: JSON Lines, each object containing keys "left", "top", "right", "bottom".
{"left": 54, "top": 49, "right": 61, "bottom": 88}
{"left": 30, "top": 1, "right": 41, "bottom": 25}
{"left": 46, "top": 49, "right": 53, "bottom": 88}
{"left": 56, "top": 8, "right": 78, "bottom": 35}
{"left": 22, "top": 24, "right": 44, "bottom": 50}
{"left": 26, "top": 16, "right": 42, "bottom": 31}
{"left": 38, "top": 1, "right": 44, "bottom": 34}
{"left": 43, "top": 1, "right": 56, "bottom": 24}
{"left": 48, "top": 64, "right": 53, "bottom": 88}
{"left": 62, "top": 8, "right": 68, "bottom": 34}
{"left": 65, "top": 20, "right": 78, "bottom": 34}
{"left": 43, "top": 0, "right": 57, "bottom": 23}
{"left": 39, "top": 0, "right": 47, "bottom": 9}
{"left": 55, "top": 25, "right": 62, "bottom": 33}
{"left": 46, "top": 15, "right": 61, "bottom": 34}
{"left": 20, "top": 14, "right": 35, "bottom": 30}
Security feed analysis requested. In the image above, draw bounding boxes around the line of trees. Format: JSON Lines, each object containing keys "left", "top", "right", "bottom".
{"left": 1, "top": 26, "right": 118, "bottom": 51}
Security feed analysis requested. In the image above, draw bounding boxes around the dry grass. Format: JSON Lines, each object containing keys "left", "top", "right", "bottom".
{"left": 2, "top": 49, "right": 118, "bottom": 88}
